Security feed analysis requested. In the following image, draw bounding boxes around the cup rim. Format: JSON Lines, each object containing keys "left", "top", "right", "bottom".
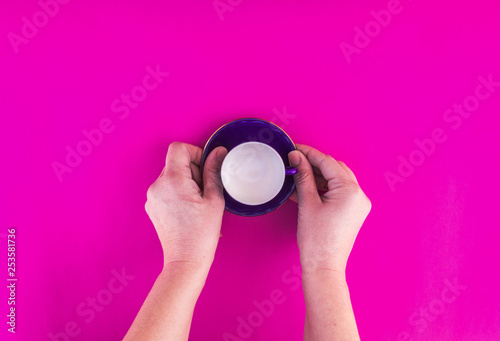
{"left": 201, "top": 117, "right": 297, "bottom": 157}
{"left": 221, "top": 141, "right": 287, "bottom": 206}
{"left": 201, "top": 117, "right": 297, "bottom": 216}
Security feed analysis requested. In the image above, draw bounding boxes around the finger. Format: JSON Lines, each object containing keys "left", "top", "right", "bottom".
{"left": 190, "top": 162, "right": 202, "bottom": 189}
{"left": 337, "top": 161, "right": 358, "bottom": 184}
{"left": 289, "top": 172, "right": 328, "bottom": 203}
{"left": 164, "top": 142, "right": 203, "bottom": 180}
{"left": 202, "top": 146, "right": 228, "bottom": 202}
{"left": 295, "top": 144, "right": 352, "bottom": 187}
{"left": 288, "top": 150, "right": 321, "bottom": 205}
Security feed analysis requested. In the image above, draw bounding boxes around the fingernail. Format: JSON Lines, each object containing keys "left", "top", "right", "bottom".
{"left": 288, "top": 150, "right": 300, "bottom": 167}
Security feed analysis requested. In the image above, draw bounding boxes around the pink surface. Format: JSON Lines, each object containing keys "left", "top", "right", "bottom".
{"left": 2, "top": 0, "right": 500, "bottom": 340}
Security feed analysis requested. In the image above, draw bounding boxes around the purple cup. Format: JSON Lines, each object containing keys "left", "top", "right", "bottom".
{"left": 201, "top": 118, "right": 297, "bottom": 216}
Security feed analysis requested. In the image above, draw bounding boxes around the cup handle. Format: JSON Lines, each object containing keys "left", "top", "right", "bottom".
{"left": 285, "top": 166, "right": 298, "bottom": 175}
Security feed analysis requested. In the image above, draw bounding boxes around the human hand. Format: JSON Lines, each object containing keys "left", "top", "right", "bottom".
{"left": 288, "top": 144, "right": 371, "bottom": 274}
{"left": 145, "top": 142, "right": 228, "bottom": 270}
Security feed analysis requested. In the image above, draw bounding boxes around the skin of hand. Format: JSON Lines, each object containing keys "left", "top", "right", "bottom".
{"left": 123, "top": 142, "right": 227, "bottom": 341}
{"left": 287, "top": 144, "right": 371, "bottom": 341}
{"left": 145, "top": 141, "right": 228, "bottom": 269}
{"left": 288, "top": 143, "right": 372, "bottom": 274}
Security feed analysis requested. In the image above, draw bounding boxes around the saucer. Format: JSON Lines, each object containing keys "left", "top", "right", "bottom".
{"left": 201, "top": 118, "right": 296, "bottom": 216}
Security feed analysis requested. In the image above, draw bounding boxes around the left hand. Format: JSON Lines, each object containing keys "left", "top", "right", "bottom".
{"left": 145, "top": 142, "right": 228, "bottom": 270}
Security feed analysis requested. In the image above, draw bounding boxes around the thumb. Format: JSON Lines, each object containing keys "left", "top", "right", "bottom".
{"left": 288, "top": 150, "right": 321, "bottom": 205}
{"left": 202, "top": 146, "right": 228, "bottom": 202}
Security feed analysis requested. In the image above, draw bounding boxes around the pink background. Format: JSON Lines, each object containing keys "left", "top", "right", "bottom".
{"left": 2, "top": 0, "right": 500, "bottom": 340}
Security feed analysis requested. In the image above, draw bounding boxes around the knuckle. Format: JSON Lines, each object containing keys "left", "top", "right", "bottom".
{"left": 163, "top": 169, "right": 183, "bottom": 185}
{"left": 295, "top": 169, "right": 312, "bottom": 184}
{"left": 319, "top": 154, "right": 332, "bottom": 167}
{"left": 146, "top": 183, "right": 157, "bottom": 201}
{"left": 364, "top": 195, "right": 372, "bottom": 212}
{"left": 343, "top": 180, "right": 359, "bottom": 192}
{"left": 146, "top": 178, "right": 171, "bottom": 200}
{"left": 168, "top": 141, "right": 183, "bottom": 152}
{"left": 343, "top": 182, "right": 364, "bottom": 199}
{"left": 163, "top": 170, "right": 176, "bottom": 182}
{"left": 348, "top": 186, "right": 371, "bottom": 213}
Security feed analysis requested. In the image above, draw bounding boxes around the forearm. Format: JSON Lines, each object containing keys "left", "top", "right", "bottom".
{"left": 123, "top": 262, "right": 209, "bottom": 341}
{"left": 302, "top": 269, "right": 360, "bottom": 341}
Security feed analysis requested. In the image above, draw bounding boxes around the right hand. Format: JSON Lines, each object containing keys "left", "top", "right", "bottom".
{"left": 287, "top": 144, "right": 371, "bottom": 274}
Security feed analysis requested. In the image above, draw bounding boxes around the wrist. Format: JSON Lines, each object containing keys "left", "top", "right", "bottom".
{"left": 301, "top": 266, "right": 348, "bottom": 291}
{"left": 299, "top": 249, "right": 348, "bottom": 276}
{"left": 161, "top": 239, "right": 217, "bottom": 273}
{"left": 162, "top": 248, "right": 216, "bottom": 274}
{"left": 302, "top": 266, "right": 346, "bottom": 280}
{"left": 160, "top": 261, "right": 211, "bottom": 290}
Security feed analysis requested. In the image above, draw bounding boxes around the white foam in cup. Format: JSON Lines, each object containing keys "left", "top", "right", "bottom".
{"left": 221, "top": 142, "right": 285, "bottom": 205}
